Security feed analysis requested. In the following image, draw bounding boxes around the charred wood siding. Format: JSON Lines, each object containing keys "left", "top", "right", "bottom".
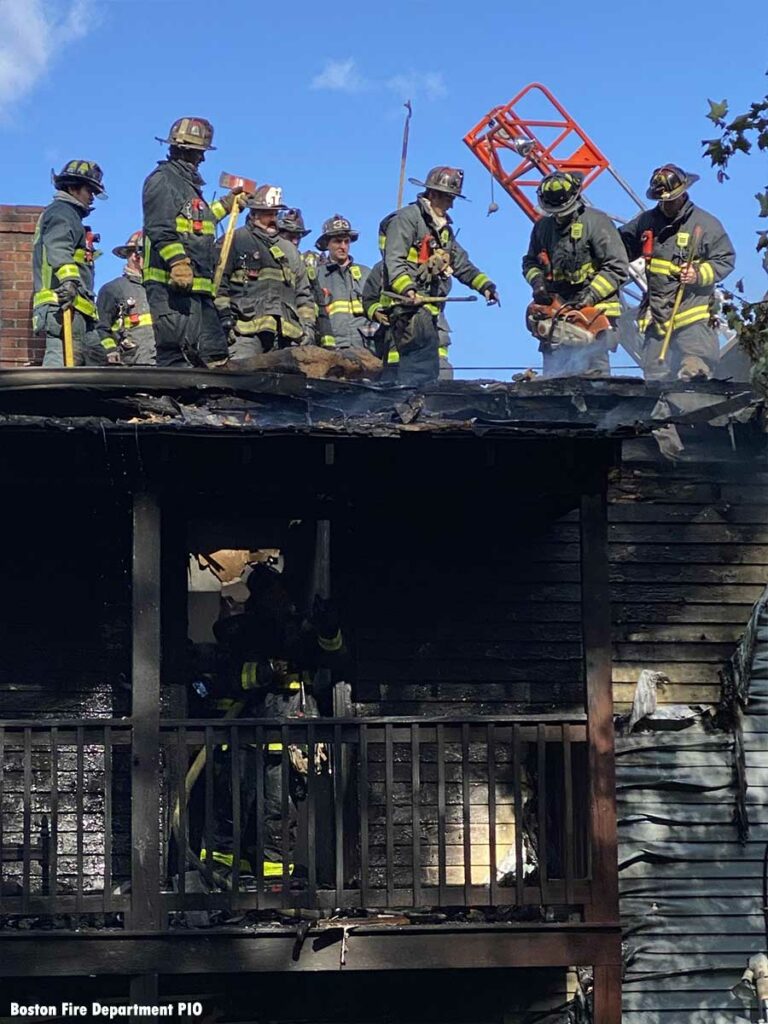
{"left": 611, "top": 437, "right": 768, "bottom": 710}
{"left": 341, "top": 513, "right": 586, "bottom": 716}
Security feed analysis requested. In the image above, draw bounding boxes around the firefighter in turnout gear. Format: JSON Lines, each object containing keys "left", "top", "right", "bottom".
{"left": 142, "top": 116, "right": 249, "bottom": 367}
{"left": 276, "top": 208, "right": 323, "bottom": 319}
{"left": 214, "top": 187, "right": 317, "bottom": 359}
{"left": 32, "top": 160, "right": 106, "bottom": 367}
{"left": 202, "top": 564, "right": 347, "bottom": 882}
{"left": 522, "top": 171, "right": 629, "bottom": 377}
{"left": 95, "top": 231, "right": 156, "bottom": 365}
{"left": 380, "top": 167, "right": 499, "bottom": 385}
{"left": 314, "top": 215, "right": 373, "bottom": 350}
{"left": 620, "top": 164, "right": 735, "bottom": 381}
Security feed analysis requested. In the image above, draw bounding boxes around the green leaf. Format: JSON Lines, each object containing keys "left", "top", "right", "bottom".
{"left": 727, "top": 113, "right": 753, "bottom": 132}
{"left": 756, "top": 191, "right": 768, "bottom": 218}
{"left": 707, "top": 98, "right": 729, "bottom": 123}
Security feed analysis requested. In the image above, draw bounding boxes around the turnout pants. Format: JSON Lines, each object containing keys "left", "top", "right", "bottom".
{"left": 228, "top": 330, "right": 294, "bottom": 361}
{"left": 641, "top": 321, "right": 719, "bottom": 381}
{"left": 145, "top": 283, "right": 228, "bottom": 367}
{"left": 211, "top": 747, "right": 298, "bottom": 876}
{"left": 389, "top": 308, "right": 441, "bottom": 385}
{"left": 37, "top": 307, "right": 99, "bottom": 367}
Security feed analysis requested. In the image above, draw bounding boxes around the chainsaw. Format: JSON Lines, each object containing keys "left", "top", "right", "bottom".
{"left": 526, "top": 297, "right": 612, "bottom": 348}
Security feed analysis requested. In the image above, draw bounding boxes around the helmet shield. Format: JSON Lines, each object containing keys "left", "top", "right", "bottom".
{"left": 315, "top": 214, "right": 360, "bottom": 251}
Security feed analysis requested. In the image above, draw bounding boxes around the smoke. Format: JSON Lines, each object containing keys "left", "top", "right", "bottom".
{"left": 0, "top": 0, "right": 95, "bottom": 118}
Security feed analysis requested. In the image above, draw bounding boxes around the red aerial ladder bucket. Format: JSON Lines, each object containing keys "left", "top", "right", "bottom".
{"left": 463, "top": 82, "right": 613, "bottom": 222}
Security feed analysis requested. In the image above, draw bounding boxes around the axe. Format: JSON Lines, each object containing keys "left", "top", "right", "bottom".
{"left": 213, "top": 172, "right": 257, "bottom": 294}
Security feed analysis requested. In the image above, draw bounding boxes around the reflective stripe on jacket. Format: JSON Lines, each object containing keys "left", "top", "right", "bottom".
{"left": 142, "top": 158, "right": 227, "bottom": 296}
{"left": 314, "top": 259, "right": 371, "bottom": 349}
{"left": 32, "top": 197, "right": 98, "bottom": 319}
{"left": 379, "top": 197, "right": 491, "bottom": 314}
{"left": 522, "top": 204, "right": 629, "bottom": 319}
{"left": 214, "top": 220, "right": 316, "bottom": 341}
{"left": 96, "top": 270, "right": 155, "bottom": 359}
{"left": 620, "top": 200, "right": 735, "bottom": 334}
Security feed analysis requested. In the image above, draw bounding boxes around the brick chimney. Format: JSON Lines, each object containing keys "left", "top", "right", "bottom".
{"left": 0, "top": 205, "right": 45, "bottom": 367}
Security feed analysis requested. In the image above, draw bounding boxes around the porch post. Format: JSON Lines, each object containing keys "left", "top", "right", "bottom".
{"left": 129, "top": 490, "right": 162, "bottom": 930}
{"left": 580, "top": 480, "right": 621, "bottom": 1021}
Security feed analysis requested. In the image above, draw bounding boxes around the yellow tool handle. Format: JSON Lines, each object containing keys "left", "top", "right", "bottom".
{"left": 658, "top": 225, "right": 703, "bottom": 364}
{"left": 213, "top": 202, "right": 241, "bottom": 295}
{"left": 62, "top": 307, "right": 75, "bottom": 367}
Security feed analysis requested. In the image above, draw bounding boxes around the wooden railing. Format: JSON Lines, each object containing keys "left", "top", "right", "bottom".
{"left": 0, "top": 715, "right": 597, "bottom": 928}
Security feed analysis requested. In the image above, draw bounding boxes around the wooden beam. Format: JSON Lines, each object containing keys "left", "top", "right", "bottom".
{"left": 129, "top": 492, "right": 162, "bottom": 931}
{"left": 0, "top": 926, "right": 622, "bottom": 977}
{"left": 580, "top": 488, "right": 620, "bottom": 928}
{"left": 592, "top": 965, "right": 622, "bottom": 1024}
{"left": 129, "top": 973, "right": 159, "bottom": 1022}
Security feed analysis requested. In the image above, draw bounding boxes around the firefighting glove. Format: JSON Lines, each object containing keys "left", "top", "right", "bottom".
{"left": 217, "top": 310, "right": 236, "bottom": 334}
{"left": 568, "top": 289, "right": 592, "bottom": 309}
{"left": 168, "top": 257, "right": 194, "bottom": 291}
{"left": 219, "top": 190, "right": 250, "bottom": 214}
{"left": 531, "top": 278, "right": 550, "bottom": 304}
{"left": 483, "top": 283, "right": 500, "bottom": 306}
{"left": 54, "top": 278, "right": 80, "bottom": 310}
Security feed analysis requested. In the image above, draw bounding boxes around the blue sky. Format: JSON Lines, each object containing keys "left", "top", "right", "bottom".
{"left": 1, "top": 0, "right": 766, "bottom": 377}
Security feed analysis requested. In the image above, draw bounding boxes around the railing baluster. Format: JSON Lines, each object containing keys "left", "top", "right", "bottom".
{"left": 387, "top": 724, "right": 393, "bottom": 909}
{"left": 0, "top": 726, "right": 4, "bottom": 913}
{"left": 255, "top": 725, "right": 264, "bottom": 907}
{"left": 437, "top": 724, "right": 447, "bottom": 907}
{"left": 563, "top": 723, "right": 575, "bottom": 908}
{"left": 175, "top": 727, "right": 187, "bottom": 898}
{"left": 231, "top": 724, "right": 241, "bottom": 897}
{"left": 103, "top": 726, "right": 112, "bottom": 914}
{"left": 411, "top": 724, "right": 421, "bottom": 908}
{"left": 281, "top": 724, "right": 290, "bottom": 908}
{"left": 513, "top": 724, "right": 524, "bottom": 906}
{"left": 358, "top": 724, "right": 369, "bottom": 907}
{"left": 537, "top": 723, "right": 548, "bottom": 905}
{"left": 22, "top": 728, "right": 31, "bottom": 912}
{"left": 307, "top": 722, "right": 317, "bottom": 904}
{"left": 76, "top": 726, "right": 84, "bottom": 916}
{"left": 462, "top": 723, "right": 472, "bottom": 905}
{"left": 50, "top": 727, "right": 58, "bottom": 903}
{"left": 335, "top": 723, "right": 344, "bottom": 906}
{"left": 487, "top": 723, "right": 498, "bottom": 906}
{"left": 204, "top": 726, "right": 214, "bottom": 877}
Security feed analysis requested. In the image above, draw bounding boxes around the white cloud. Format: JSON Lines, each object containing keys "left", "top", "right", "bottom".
{"left": 386, "top": 71, "right": 447, "bottom": 102}
{"left": 311, "top": 59, "right": 447, "bottom": 103}
{"left": 0, "top": 0, "right": 96, "bottom": 117}
{"left": 311, "top": 58, "right": 366, "bottom": 94}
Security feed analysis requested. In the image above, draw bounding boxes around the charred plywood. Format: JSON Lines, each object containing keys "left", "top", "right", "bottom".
{"left": 609, "top": 432, "right": 768, "bottom": 710}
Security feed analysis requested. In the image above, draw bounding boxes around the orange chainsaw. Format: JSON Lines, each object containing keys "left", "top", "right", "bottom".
{"left": 526, "top": 297, "right": 612, "bottom": 348}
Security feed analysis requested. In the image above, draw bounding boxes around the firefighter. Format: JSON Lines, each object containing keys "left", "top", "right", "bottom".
{"left": 620, "top": 164, "right": 735, "bottom": 381}
{"left": 362, "top": 259, "right": 392, "bottom": 370}
{"left": 202, "top": 564, "right": 346, "bottom": 882}
{"left": 379, "top": 167, "right": 499, "bottom": 385}
{"left": 314, "top": 215, "right": 373, "bottom": 351}
{"left": 142, "top": 116, "right": 249, "bottom": 367}
{"left": 95, "top": 231, "right": 156, "bottom": 365}
{"left": 32, "top": 160, "right": 106, "bottom": 367}
{"left": 214, "top": 186, "right": 317, "bottom": 359}
{"left": 522, "top": 171, "right": 629, "bottom": 377}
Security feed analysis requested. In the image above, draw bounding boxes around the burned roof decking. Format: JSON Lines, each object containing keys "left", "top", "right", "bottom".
{"left": 0, "top": 369, "right": 758, "bottom": 440}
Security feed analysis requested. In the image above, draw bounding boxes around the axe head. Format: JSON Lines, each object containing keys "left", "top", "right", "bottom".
{"left": 219, "top": 172, "right": 257, "bottom": 193}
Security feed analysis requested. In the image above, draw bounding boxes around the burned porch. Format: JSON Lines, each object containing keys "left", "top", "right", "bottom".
{"left": 0, "top": 370, "right": 756, "bottom": 1020}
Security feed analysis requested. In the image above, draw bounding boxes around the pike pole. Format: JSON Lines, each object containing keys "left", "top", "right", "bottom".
{"left": 658, "top": 224, "right": 703, "bottom": 365}
{"left": 396, "top": 101, "right": 413, "bottom": 209}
